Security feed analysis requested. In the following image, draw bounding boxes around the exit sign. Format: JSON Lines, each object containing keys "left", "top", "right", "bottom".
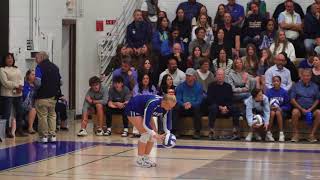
{"left": 106, "top": 20, "right": 116, "bottom": 25}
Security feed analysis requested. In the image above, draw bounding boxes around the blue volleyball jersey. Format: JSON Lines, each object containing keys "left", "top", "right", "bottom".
{"left": 125, "top": 95, "right": 171, "bottom": 135}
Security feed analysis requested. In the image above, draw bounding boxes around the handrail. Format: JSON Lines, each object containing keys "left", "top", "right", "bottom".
{"left": 98, "top": 0, "right": 144, "bottom": 87}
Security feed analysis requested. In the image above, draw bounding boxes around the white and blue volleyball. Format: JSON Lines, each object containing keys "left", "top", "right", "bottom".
{"left": 252, "top": 114, "right": 263, "bottom": 126}
{"left": 270, "top": 99, "right": 280, "bottom": 108}
{"left": 163, "top": 133, "right": 176, "bottom": 148}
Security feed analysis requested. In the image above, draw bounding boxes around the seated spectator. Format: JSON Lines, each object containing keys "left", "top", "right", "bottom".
{"left": 311, "top": 55, "right": 320, "bottom": 85}
{"left": 191, "top": 14, "right": 214, "bottom": 45}
{"left": 282, "top": 52, "right": 299, "bottom": 82}
{"left": 259, "top": 20, "right": 276, "bottom": 50}
{"left": 187, "top": 46, "right": 203, "bottom": 69}
{"left": 126, "top": 9, "right": 152, "bottom": 51}
{"left": 103, "top": 44, "right": 132, "bottom": 76}
{"left": 242, "top": 44, "right": 259, "bottom": 78}
{"left": 246, "top": 0, "right": 267, "bottom": 17}
{"left": 212, "top": 48, "right": 233, "bottom": 77}
{"left": 161, "top": 27, "right": 185, "bottom": 56}
{"left": 278, "top": 0, "right": 304, "bottom": 57}
{"left": 158, "top": 56, "right": 186, "bottom": 87}
{"left": 257, "top": 48, "right": 274, "bottom": 76}
{"left": 141, "top": 0, "right": 164, "bottom": 31}
{"left": 226, "top": 0, "right": 245, "bottom": 27}
{"left": 228, "top": 58, "right": 254, "bottom": 101}
{"left": 137, "top": 58, "right": 158, "bottom": 87}
{"left": 298, "top": 52, "right": 315, "bottom": 76}
{"left": 304, "top": 3, "right": 320, "bottom": 53}
{"left": 172, "top": 8, "right": 192, "bottom": 44}
{"left": 273, "top": 0, "right": 304, "bottom": 21}
{"left": 207, "top": 68, "right": 240, "bottom": 140}
{"left": 192, "top": 5, "right": 212, "bottom": 27}
{"left": 176, "top": 68, "right": 203, "bottom": 139}
{"left": 195, "top": 58, "right": 215, "bottom": 94}
{"left": 210, "top": 28, "right": 232, "bottom": 60}
{"left": 245, "top": 88, "right": 270, "bottom": 142}
{"left": 213, "top": 4, "right": 227, "bottom": 32}
{"left": 218, "top": 13, "right": 241, "bottom": 57}
{"left": 265, "top": 54, "right": 292, "bottom": 91}
{"left": 307, "top": 0, "right": 320, "bottom": 14}
{"left": 105, "top": 76, "right": 131, "bottom": 137}
{"left": 270, "top": 30, "right": 296, "bottom": 62}
{"left": 158, "top": 74, "right": 175, "bottom": 96}
{"left": 0, "top": 53, "right": 27, "bottom": 137}
{"left": 242, "top": 2, "right": 266, "bottom": 47}
{"left": 152, "top": 17, "right": 170, "bottom": 55}
{"left": 290, "top": 69, "right": 320, "bottom": 143}
{"left": 55, "top": 94, "right": 68, "bottom": 131}
{"left": 77, "top": 76, "right": 108, "bottom": 136}
{"left": 170, "top": 43, "right": 188, "bottom": 72}
{"left": 133, "top": 73, "right": 157, "bottom": 97}
{"left": 158, "top": 11, "right": 168, "bottom": 19}
{"left": 176, "top": 0, "right": 203, "bottom": 22}
{"left": 112, "top": 56, "right": 138, "bottom": 91}
{"left": 22, "top": 70, "right": 39, "bottom": 134}
{"left": 188, "top": 27, "right": 210, "bottom": 57}
{"left": 266, "top": 76, "right": 291, "bottom": 142}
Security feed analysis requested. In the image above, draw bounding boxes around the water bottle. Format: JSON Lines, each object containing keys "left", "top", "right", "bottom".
{"left": 306, "top": 112, "right": 313, "bottom": 126}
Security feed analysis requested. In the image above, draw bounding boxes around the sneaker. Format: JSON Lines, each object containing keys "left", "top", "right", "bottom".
{"left": 291, "top": 134, "right": 299, "bottom": 142}
{"left": 103, "top": 130, "right": 112, "bottom": 136}
{"left": 136, "top": 157, "right": 152, "bottom": 168}
{"left": 121, "top": 130, "right": 128, "bottom": 137}
{"left": 77, "top": 129, "right": 88, "bottom": 136}
{"left": 38, "top": 136, "right": 48, "bottom": 143}
{"left": 254, "top": 133, "right": 262, "bottom": 141}
{"left": 95, "top": 129, "right": 104, "bottom": 136}
{"left": 230, "top": 134, "right": 240, "bottom": 140}
{"left": 265, "top": 131, "right": 275, "bottom": 142}
{"left": 308, "top": 135, "right": 318, "bottom": 143}
{"left": 131, "top": 133, "right": 140, "bottom": 138}
{"left": 49, "top": 135, "right": 56, "bottom": 142}
{"left": 279, "top": 132, "right": 285, "bottom": 142}
{"left": 192, "top": 131, "right": 201, "bottom": 139}
{"left": 208, "top": 131, "right": 216, "bottom": 140}
{"left": 144, "top": 156, "right": 157, "bottom": 167}
{"left": 245, "top": 132, "right": 253, "bottom": 142}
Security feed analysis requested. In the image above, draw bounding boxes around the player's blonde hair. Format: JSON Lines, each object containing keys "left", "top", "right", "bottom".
{"left": 163, "top": 94, "right": 176, "bottom": 104}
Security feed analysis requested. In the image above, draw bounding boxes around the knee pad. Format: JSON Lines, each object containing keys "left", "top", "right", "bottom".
{"left": 148, "top": 135, "right": 156, "bottom": 143}
{"left": 139, "top": 133, "right": 150, "bottom": 144}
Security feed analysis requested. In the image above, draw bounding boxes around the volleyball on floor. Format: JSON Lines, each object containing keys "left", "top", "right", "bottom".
{"left": 270, "top": 99, "right": 280, "bottom": 108}
{"left": 162, "top": 133, "right": 176, "bottom": 148}
{"left": 253, "top": 114, "right": 263, "bottom": 126}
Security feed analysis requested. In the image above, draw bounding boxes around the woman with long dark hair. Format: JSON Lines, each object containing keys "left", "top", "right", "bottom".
{"left": 212, "top": 48, "right": 233, "bottom": 77}
{"left": 158, "top": 74, "right": 175, "bottom": 96}
{"left": 0, "top": 53, "right": 27, "bottom": 137}
{"left": 137, "top": 58, "right": 158, "bottom": 86}
{"left": 213, "top": 4, "right": 226, "bottom": 31}
{"left": 172, "top": 7, "right": 192, "bottom": 43}
{"left": 210, "top": 28, "right": 232, "bottom": 60}
{"left": 152, "top": 17, "right": 170, "bottom": 55}
{"left": 187, "top": 46, "right": 203, "bottom": 69}
{"left": 133, "top": 73, "right": 157, "bottom": 97}
{"left": 242, "top": 43, "right": 261, "bottom": 89}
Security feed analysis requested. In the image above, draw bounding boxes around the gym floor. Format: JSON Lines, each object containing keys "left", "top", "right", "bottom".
{"left": 0, "top": 121, "right": 320, "bottom": 180}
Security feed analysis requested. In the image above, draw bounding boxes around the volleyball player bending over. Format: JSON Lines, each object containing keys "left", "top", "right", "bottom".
{"left": 125, "top": 94, "right": 176, "bottom": 168}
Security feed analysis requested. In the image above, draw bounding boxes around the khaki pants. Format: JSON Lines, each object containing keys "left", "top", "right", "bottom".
{"left": 35, "top": 98, "right": 57, "bottom": 137}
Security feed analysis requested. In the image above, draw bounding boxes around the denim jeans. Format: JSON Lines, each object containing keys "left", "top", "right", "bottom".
{"left": 1, "top": 96, "right": 24, "bottom": 129}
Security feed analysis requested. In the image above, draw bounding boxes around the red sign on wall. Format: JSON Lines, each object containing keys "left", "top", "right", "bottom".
{"left": 96, "top": 20, "right": 104, "bottom": 31}
{"left": 106, "top": 20, "right": 116, "bottom": 25}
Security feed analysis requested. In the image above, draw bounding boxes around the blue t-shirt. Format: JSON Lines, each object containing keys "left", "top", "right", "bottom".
{"left": 290, "top": 81, "right": 320, "bottom": 109}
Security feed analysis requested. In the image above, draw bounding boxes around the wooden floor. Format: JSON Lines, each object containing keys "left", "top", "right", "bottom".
{"left": 1, "top": 120, "right": 320, "bottom": 179}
